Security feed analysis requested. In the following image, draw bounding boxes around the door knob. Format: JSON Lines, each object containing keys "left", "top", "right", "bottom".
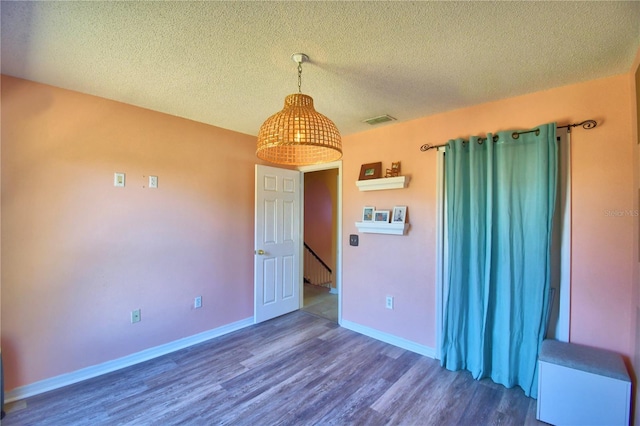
{"left": 256, "top": 249, "right": 265, "bottom": 255}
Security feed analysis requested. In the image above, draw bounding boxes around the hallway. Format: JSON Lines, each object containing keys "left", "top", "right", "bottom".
{"left": 302, "top": 283, "right": 338, "bottom": 322}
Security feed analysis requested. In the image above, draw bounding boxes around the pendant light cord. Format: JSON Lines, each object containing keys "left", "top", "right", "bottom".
{"left": 298, "top": 61, "right": 303, "bottom": 93}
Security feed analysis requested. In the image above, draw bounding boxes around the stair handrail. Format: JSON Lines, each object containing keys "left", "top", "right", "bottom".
{"left": 303, "top": 242, "right": 332, "bottom": 274}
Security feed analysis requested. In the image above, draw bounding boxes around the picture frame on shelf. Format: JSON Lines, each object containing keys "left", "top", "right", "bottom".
{"left": 359, "top": 162, "right": 382, "bottom": 180}
{"left": 392, "top": 206, "right": 407, "bottom": 224}
{"left": 362, "top": 206, "right": 375, "bottom": 222}
{"left": 374, "top": 210, "right": 390, "bottom": 223}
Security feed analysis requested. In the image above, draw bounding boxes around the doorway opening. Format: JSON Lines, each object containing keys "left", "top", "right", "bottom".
{"left": 300, "top": 162, "right": 342, "bottom": 323}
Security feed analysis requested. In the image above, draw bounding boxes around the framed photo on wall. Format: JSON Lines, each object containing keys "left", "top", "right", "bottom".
{"left": 362, "top": 206, "right": 375, "bottom": 222}
{"left": 374, "top": 210, "right": 390, "bottom": 223}
{"left": 392, "top": 206, "right": 407, "bottom": 224}
{"left": 359, "top": 162, "right": 382, "bottom": 180}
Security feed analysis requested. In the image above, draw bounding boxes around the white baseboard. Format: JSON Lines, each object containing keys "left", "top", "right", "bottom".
{"left": 340, "top": 319, "right": 436, "bottom": 358}
{"left": 5, "top": 316, "right": 254, "bottom": 403}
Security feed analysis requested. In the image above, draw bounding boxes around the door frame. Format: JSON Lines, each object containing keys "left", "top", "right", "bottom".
{"left": 298, "top": 161, "right": 343, "bottom": 324}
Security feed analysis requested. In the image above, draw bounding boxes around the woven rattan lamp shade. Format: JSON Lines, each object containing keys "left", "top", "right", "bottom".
{"left": 256, "top": 93, "right": 342, "bottom": 166}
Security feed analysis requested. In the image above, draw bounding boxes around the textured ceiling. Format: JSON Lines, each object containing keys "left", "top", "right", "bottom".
{"left": 2, "top": 1, "right": 640, "bottom": 137}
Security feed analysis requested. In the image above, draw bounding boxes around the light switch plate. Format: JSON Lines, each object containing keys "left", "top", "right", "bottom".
{"left": 349, "top": 234, "right": 359, "bottom": 246}
{"left": 114, "top": 173, "right": 125, "bottom": 187}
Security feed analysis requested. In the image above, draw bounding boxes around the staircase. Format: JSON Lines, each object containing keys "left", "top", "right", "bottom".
{"left": 303, "top": 242, "right": 332, "bottom": 288}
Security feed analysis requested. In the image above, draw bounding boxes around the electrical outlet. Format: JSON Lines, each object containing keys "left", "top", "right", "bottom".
{"left": 131, "top": 309, "right": 141, "bottom": 323}
{"left": 194, "top": 296, "right": 202, "bottom": 309}
{"left": 149, "top": 175, "right": 158, "bottom": 188}
{"left": 386, "top": 296, "right": 394, "bottom": 310}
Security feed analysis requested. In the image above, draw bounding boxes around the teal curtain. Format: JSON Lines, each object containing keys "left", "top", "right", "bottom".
{"left": 440, "top": 123, "right": 557, "bottom": 398}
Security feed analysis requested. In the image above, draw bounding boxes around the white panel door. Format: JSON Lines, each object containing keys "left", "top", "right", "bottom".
{"left": 255, "top": 165, "right": 301, "bottom": 323}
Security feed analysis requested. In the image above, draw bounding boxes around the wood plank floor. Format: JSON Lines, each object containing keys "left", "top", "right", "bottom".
{"left": 3, "top": 311, "right": 544, "bottom": 425}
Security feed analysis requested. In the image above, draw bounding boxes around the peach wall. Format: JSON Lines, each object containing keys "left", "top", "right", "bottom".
{"left": 304, "top": 170, "right": 335, "bottom": 270}
{"left": 342, "top": 127, "right": 437, "bottom": 346}
{"left": 630, "top": 43, "right": 640, "bottom": 425}
{"left": 1, "top": 76, "right": 258, "bottom": 390}
{"left": 569, "top": 76, "right": 634, "bottom": 356}
{"left": 342, "top": 73, "right": 635, "bottom": 357}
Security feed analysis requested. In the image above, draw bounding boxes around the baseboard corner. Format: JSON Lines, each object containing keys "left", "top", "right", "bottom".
{"left": 340, "top": 319, "right": 435, "bottom": 358}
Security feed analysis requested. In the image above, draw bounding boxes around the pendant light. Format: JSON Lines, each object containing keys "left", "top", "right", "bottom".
{"left": 256, "top": 53, "right": 342, "bottom": 166}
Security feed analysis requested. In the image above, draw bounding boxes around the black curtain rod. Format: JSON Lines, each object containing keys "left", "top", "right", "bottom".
{"left": 419, "top": 119, "right": 598, "bottom": 152}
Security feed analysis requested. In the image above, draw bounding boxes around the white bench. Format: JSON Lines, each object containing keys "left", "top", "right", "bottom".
{"left": 537, "top": 339, "right": 631, "bottom": 425}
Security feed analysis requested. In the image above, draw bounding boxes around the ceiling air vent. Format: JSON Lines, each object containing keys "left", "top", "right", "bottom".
{"left": 363, "top": 115, "right": 396, "bottom": 125}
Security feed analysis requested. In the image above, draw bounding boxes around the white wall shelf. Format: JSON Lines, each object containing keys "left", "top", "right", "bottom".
{"left": 356, "top": 176, "right": 409, "bottom": 191}
{"left": 355, "top": 221, "right": 409, "bottom": 235}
